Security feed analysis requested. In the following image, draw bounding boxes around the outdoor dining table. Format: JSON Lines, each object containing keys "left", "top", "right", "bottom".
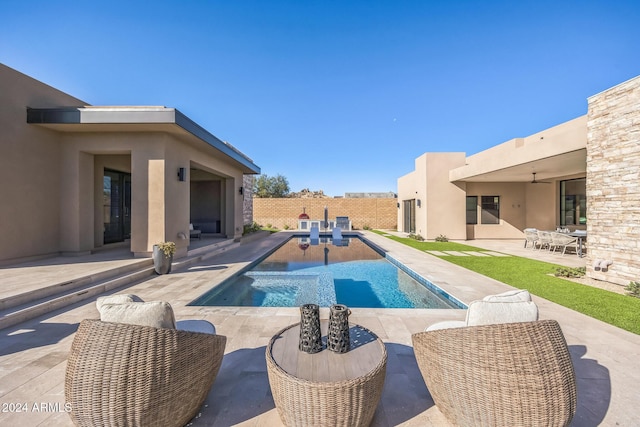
{"left": 570, "top": 231, "right": 587, "bottom": 257}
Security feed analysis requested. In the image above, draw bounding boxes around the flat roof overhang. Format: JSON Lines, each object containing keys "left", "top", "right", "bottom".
{"left": 450, "top": 149, "right": 586, "bottom": 183}
{"left": 26, "top": 106, "right": 260, "bottom": 174}
{"left": 450, "top": 115, "right": 587, "bottom": 183}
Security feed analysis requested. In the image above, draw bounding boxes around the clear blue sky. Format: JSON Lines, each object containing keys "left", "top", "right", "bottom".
{"left": 2, "top": 1, "right": 639, "bottom": 197}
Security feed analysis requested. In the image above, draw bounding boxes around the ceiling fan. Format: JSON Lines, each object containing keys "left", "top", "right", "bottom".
{"left": 530, "top": 172, "right": 551, "bottom": 184}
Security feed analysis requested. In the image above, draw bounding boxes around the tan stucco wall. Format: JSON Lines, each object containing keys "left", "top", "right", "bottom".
{"left": 164, "top": 135, "right": 245, "bottom": 247}
{"left": 0, "top": 63, "right": 251, "bottom": 263}
{"left": 523, "top": 182, "right": 556, "bottom": 231}
{"left": 424, "top": 153, "right": 467, "bottom": 240}
{"left": 397, "top": 153, "right": 467, "bottom": 240}
{"left": 59, "top": 132, "right": 245, "bottom": 256}
{"left": 465, "top": 182, "right": 527, "bottom": 239}
{"left": 587, "top": 75, "right": 640, "bottom": 285}
{"left": 450, "top": 115, "right": 587, "bottom": 181}
{"left": 0, "top": 64, "right": 86, "bottom": 262}
{"left": 399, "top": 112, "right": 588, "bottom": 241}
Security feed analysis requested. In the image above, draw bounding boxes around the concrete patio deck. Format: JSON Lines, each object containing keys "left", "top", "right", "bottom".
{"left": 1, "top": 231, "right": 638, "bottom": 426}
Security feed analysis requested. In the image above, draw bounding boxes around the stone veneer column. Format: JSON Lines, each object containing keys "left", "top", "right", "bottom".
{"left": 586, "top": 75, "right": 640, "bottom": 285}
{"left": 243, "top": 174, "right": 254, "bottom": 226}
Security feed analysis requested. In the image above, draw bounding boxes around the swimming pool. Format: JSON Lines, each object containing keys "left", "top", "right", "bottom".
{"left": 189, "top": 235, "right": 463, "bottom": 309}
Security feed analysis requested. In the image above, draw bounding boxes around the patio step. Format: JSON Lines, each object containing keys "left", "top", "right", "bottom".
{"left": 0, "top": 238, "right": 242, "bottom": 331}
{"left": 0, "top": 258, "right": 152, "bottom": 312}
{"left": 185, "top": 237, "right": 239, "bottom": 262}
{"left": 0, "top": 262, "right": 156, "bottom": 331}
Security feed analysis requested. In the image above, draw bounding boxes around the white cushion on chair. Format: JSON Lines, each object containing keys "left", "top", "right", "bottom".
{"left": 96, "top": 294, "right": 144, "bottom": 311}
{"left": 482, "top": 289, "right": 531, "bottom": 303}
{"left": 425, "top": 320, "right": 467, "bottom": 331}
{"left": 466, "top": 300, "right": 539, "bottom": 326}
{"left": 99, "top": 301, "right": 176, "bottom": 329}
{"left": 176, "top": 319, "right": 216, "bottom": 334}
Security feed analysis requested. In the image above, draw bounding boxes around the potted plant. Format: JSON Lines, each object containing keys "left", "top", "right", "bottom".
{"left": 152, "top": 241, "right": 176, "bottom": 275}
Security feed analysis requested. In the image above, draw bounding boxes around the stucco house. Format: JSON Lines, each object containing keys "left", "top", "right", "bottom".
{"left": 398, "top": 75, "right": 640, "bottom": 286}
{"left": 0, "top": 63, "right": 260, "bottom": 263}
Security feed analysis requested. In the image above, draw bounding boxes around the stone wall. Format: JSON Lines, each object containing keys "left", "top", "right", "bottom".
{"left": 586, "top": 75, "right": 640, "bottom": 285}
{"left": 242, "top": 174, "right": 254, "bottom": 225}
{"left": 253, "top": 198, "right": 398, "bottom": 230}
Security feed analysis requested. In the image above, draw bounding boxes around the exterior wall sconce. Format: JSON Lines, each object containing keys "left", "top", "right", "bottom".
{"left": 397, "top": 202, "right": 400, "bottom": 208}
{"left": 239, "top": 186, "right": 244, "bottom": 195}
{"left": 177, "top": 167, "right": 186, "bottom": 182}
{"left": 417, "top": 199, "right": 421, "bottom": 208}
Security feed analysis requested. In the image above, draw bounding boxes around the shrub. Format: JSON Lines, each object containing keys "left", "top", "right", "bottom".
{"left": 554, "top": 266, "right": 586, "bottom": 278}
{"left": 283, "top": 224, "right": 290, "bottom": 230}
{"left": 243, "top": 222, "right": 261, "bottom": 235}
{"left": 155, "top": 241, "right": 176, "bottom": 256}
{"left": 362, "top": 225, "right": 371, "bottom": 230}
{"left": 625, "top": 281, "right": 640, "bottom": 298}
{"left": 435, "top": 234, "right": 449, "bottom": 242}
{"left": 408, "top": 233, "right": 424, "bottom": 241}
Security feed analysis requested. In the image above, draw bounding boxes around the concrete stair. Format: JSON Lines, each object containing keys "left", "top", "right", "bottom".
{"left": 0, "top": 238, "right": 241, "bottom": 331}
{"left": 0, "top": 259, "right": 155, "bottom": 330}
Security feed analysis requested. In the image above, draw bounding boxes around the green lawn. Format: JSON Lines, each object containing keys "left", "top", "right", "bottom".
{"left": 373, "top": 230, "right": 640, "bottom": 335}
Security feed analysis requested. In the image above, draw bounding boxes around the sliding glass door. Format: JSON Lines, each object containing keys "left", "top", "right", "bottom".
{"left": 403, "top": 199, "right": 416, "bottom": 233}
{"left": 560, "top": 178, "right": 586, "bottom": 226}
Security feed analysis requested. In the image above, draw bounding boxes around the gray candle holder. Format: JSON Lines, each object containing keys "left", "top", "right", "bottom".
{"left": 299, "top": 303, "right": 323, "bottom": 353}
{"left": 327, "top": 304, "right": 351, "bottom": 353}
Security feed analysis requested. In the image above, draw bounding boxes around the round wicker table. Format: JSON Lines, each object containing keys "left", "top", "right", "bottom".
{"left": 266, "top": 321, "right": 387, "bottom": 427}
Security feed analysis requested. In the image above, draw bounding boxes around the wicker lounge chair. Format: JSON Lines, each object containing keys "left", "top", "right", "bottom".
{"left": 412, "top": 320, "right": 577, "bottom": 427}
{"left": 66, "top": 319, "right": 226, "bottom": 427}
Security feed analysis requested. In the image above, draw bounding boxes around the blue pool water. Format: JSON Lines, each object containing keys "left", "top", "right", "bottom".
{"left": 189, "top": 236, "right": 462, "bottom": 309}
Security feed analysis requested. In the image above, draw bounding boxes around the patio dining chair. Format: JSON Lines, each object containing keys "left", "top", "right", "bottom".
{"left": 523, "top": 228, "right": 539, "bottom": 249}
{"left": 537, "top": 230, "right": 553, "bottom": 251}
{"left": 412, "top": 320, "right": 577, "bottom": 427}
{"left": 550, "top": 231, "right": 578, "bottom": 256}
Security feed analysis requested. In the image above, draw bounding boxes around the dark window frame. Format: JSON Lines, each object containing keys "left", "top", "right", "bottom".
{"left": 560, "top": 178, "right": 586, "bottom": 226}
{"left": 481, "top": 195, "right": 500, "bottom": 224}
{"left": 466, "top": 196, "right": 478, "bottom": 224}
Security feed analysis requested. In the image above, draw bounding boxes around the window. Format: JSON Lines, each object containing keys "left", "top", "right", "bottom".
{"left": 466, "top": 196, "right": 478, "bottom": 224}
{"left": 481, "top": 196, "right": 500, "bottom": 224}
{"left": 560, "top": 178, "right": 586, "bottom": 226}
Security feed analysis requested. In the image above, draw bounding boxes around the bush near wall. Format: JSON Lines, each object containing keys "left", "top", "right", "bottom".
{"left": 253, "top": 198, "right": 397, "bottom": 230}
